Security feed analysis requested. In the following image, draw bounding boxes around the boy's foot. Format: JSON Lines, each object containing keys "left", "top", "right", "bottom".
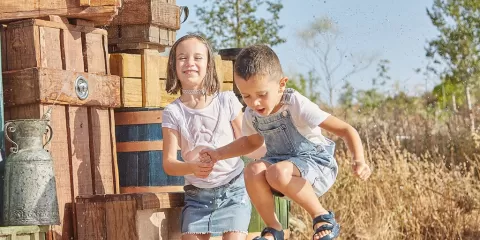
{"left": 312, "top": 211, "right": 340, "bottom": 240}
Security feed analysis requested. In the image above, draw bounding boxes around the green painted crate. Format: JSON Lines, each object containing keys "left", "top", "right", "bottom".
{"left": 248, "top": 196, "right": 290, "bottom": 232}
{"left": 241, "top": 157, "right": 290, "bottom": 232}
{"left": 0, "top": 226, "right": 49, "bottom": 240}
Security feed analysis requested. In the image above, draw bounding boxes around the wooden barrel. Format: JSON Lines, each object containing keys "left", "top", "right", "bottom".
{"left": 114, "top": 108, "right": 184, "bottom": 193}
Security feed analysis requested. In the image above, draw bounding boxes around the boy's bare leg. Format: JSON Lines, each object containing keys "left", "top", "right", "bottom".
{"left": 244, "top": 161, "right": 282, "bottom": 239}
{"left": 265, "top": 161, "right": 331, "bottom": 240}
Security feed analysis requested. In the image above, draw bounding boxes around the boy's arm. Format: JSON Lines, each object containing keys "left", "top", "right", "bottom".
{"left": 319, "top": 115, "right": 365, "bottom": 163}
{"left": 231, "top": 111, "right": 267, "bottom": 159}
{"left": 215, "top": 134, "right": 265, "bottom": 160}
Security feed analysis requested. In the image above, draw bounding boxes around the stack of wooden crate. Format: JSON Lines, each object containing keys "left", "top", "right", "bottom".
{"left": 0, "top": 4, "right": 121, "bottom": 239}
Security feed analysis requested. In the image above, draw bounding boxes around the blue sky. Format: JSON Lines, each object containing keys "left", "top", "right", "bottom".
{"left": 175, "top": 0, "right": 439, "bottom": 100}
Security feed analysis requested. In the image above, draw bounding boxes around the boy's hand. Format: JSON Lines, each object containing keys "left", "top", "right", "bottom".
{"left": 352, "top": 160, "right": 371, "bottom": 180}
{"left": 200, "top": 148, "right": 221, "bottom": 163}
{"left": 188, "top": 161, "right": 214, "bottom": 178}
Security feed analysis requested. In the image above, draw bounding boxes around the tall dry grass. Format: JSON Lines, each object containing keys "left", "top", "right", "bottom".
{"left": 288, "top": 108, "right": 480, "bottom": 240}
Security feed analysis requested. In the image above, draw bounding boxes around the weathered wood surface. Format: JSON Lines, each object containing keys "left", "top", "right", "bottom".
{"left": 0, "top": 0, "right": 121, "bottom": 26}
{"left": 3, "top": 68, "right": 121, "bottom": 107}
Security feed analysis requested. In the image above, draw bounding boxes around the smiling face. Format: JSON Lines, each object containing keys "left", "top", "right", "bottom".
{"left": 235, "top": 73, "right": 288, "bottom": 116}
{"left": 174, "top": 38, "right": 209, "bottom": 90}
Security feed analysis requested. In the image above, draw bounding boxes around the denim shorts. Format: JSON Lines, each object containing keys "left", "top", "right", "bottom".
{"left": 263, "top": 145, "right": 339, "bottom": 197}
{"left": 181, "top": 172, "right": 252, "bottom": 235}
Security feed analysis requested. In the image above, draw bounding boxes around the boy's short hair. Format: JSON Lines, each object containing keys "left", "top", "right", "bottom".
{"left": 234, "top": 44, "right": 283, "bottom": 81}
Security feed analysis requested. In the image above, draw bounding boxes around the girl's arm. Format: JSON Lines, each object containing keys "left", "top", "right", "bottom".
{"left": 162, "top": 127, "right": 195, "bottom": 176}
{"left": 319, "top": 115, "right": 365, "bottom": 164}
{"left": 231, "top": 111, "right": 267, "bottom": 159}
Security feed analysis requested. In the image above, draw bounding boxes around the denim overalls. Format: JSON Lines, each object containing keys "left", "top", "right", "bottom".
{"left": 251, "top": 89, "right": 338, "bottom": 197}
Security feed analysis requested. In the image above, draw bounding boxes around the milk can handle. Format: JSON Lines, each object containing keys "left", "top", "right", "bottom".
{"left": 44, "top": 124, "right": 53, "bottom": 148}
{"left": 4, "top": 122, "right": 18, "bottom": 154}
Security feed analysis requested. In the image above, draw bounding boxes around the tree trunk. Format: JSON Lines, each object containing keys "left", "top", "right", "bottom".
{"left": 465, "top": 83, "right": 475, "bottom": 133}
{"left": 452, "top": 94, "right": 457, "bottom": 112}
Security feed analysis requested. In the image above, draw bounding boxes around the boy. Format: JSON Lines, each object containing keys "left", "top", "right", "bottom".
{"left": 201, "top": 45, "right": 371, "bottom": 240}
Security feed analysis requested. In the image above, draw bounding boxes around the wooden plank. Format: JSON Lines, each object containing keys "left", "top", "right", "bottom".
{"left": 6, "top": 19, "right": 107, "bottom": 36}
{"left": 79, "top": 0, "right": 91, "bottom": 7}
{"left": 110, "top": 1, "right": 180, "bottom": 30}
{"left": 88, "top": 108, "right": 115, "bottom": 195}
{"left": 39, "top": 26, "right": 63, "bottom": 70}
{"left": 114, "top": 110, "right": 163, "bottom": 125}
{"left": 62, "top": 30, "right": 84, "bottom": 72}
{"left": 150, "top": 2, "right": 181, "bottom": 30}
{"left": 142, "top": 50, "right": 162, "bottom": 107}
{"left": 39, "top": 15, "right": 69, "bottom": 24}
{"left": 67, "top": 106, "right": 94, "bottom": 197}
{"left": 222, "top": 60, "right": 234, "bottom": 82}
{"left": 1, "top": 25, "right": 7, "bottom": 72}
{"left": 103, "top": 34, "right": 110, "bottom": 75}
{"left": 105, "top": 199, "right": 137, "bottom": 240}
{"left": 116, "top": 141, "right": 163, "bottom": 152}
{"left": 0, "top": 6, "right": 120, "bottom": 26}
{"left": 4, "top": 19, "right": 108, "bottom": 72}
{"left": 109, "top": 109, "right": 120, "bottom": 194}
{"left": 109, "top": 54, "right": 142, "bottom": 78}
{"left": 159, "top": 28, "right": 175, "bottom": 46}
{"left": 159, "top": 80, "right": 179, "bottom": 107}
{"left": 75, "top": 200, "right": 106, "bottom": 240}
{"left": 121, "top": 78, "right": 143, "bottom": 107}
{"left": 83, "top": 32, "right": 106, "bottom": 74}
{"left": 3, "top": 68, "right": 121, "bottom": 107}
{"left": 109, "top": 43, "right": 166, "bottom": 53}
{"left": 158, "top": 56, "right": 168, "bottom": 79}
{"left": 120, "top": 186, "right": 184, "bottom": 194}
{"left": 75, "top": 192, "right": 184, "bottom": 210}
{"left": 5, "top": 24, "right": 39, "bottom": 71}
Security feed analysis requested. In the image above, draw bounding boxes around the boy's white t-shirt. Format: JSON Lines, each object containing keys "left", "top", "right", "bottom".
{"left": 242, "top": 91, "right": 331, "bottom": 145}
{"left": 162, "top": 91, "right": 244, "bottom": 188}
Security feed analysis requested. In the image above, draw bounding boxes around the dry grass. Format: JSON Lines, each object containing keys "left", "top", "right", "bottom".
{"left": 288, "top": 114, "right": 480, "bottom": 240}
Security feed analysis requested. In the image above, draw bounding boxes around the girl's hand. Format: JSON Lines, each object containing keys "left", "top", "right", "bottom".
{"left": 188, "top": 161, "right": 214, "bottom": 178}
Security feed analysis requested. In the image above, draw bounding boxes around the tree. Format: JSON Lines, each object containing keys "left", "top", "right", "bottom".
{"left": 297, "top": 16, "right": 376, "bottom": 107}
{"left": 286, "top": 70, "right": 321, "bottom": 104}
{"left": 426, "top": 0, "right": 480, "bottom": 133}
{"left": 193, "top": 0, "right": 285, "bottom": 50}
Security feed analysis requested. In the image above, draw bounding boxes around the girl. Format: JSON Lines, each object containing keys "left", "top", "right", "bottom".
{"left": 161, "top": 34, "right": 265, "bottom": 240}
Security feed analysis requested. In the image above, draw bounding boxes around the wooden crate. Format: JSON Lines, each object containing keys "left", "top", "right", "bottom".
{"left": 0, "top": 226, "right": 49, "bottom": 240}
{"left": 109, "top": 51, "right": 235, "bottom": 108}
{"left": 215, "top": 55, "right": 234, "bottom": 92}
{"left": 107, "top": 0, "right": 181, "bottom": 51}
{"left": 75, "top": 192, "right": 184, "bottom": 240}
{"left": 107, "top": 24, "right": 176, "bottom": 52}
{"left": 110, "top": 50, "right": 177, "bottom": 108}
{"left": 0, "top": 0, "right": 121, "bottom": 26}
{"left": 111, "top": 0, "right": 181, "bottom": 29}
{"left": 1, "top": 18, "right": 110, "bottom": 74}
{"left": 1, "top": 17, "right": 121, "bottom": 240}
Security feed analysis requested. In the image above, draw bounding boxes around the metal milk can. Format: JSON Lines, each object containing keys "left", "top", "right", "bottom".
{"left": 2, "top": 119, "right": 60, "bottom": 225}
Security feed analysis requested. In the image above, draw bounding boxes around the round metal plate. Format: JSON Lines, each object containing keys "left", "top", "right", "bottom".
{"left": 75, "top": 76, "right": 89, "bottom": 100}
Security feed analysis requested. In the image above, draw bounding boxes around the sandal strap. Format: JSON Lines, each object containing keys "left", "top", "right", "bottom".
{"left": 312, "top": 211, "right": 336, "bottom": 229}
{"left": 255, "top": 227, "right": 284, "bottom": 240}
{"left": 312, "top": 211, "right": 341, "bottom": 240}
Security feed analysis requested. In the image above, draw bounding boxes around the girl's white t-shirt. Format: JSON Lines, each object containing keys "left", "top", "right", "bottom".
{"left": 162, "top": 91, "right": 244, "bottom": 188}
